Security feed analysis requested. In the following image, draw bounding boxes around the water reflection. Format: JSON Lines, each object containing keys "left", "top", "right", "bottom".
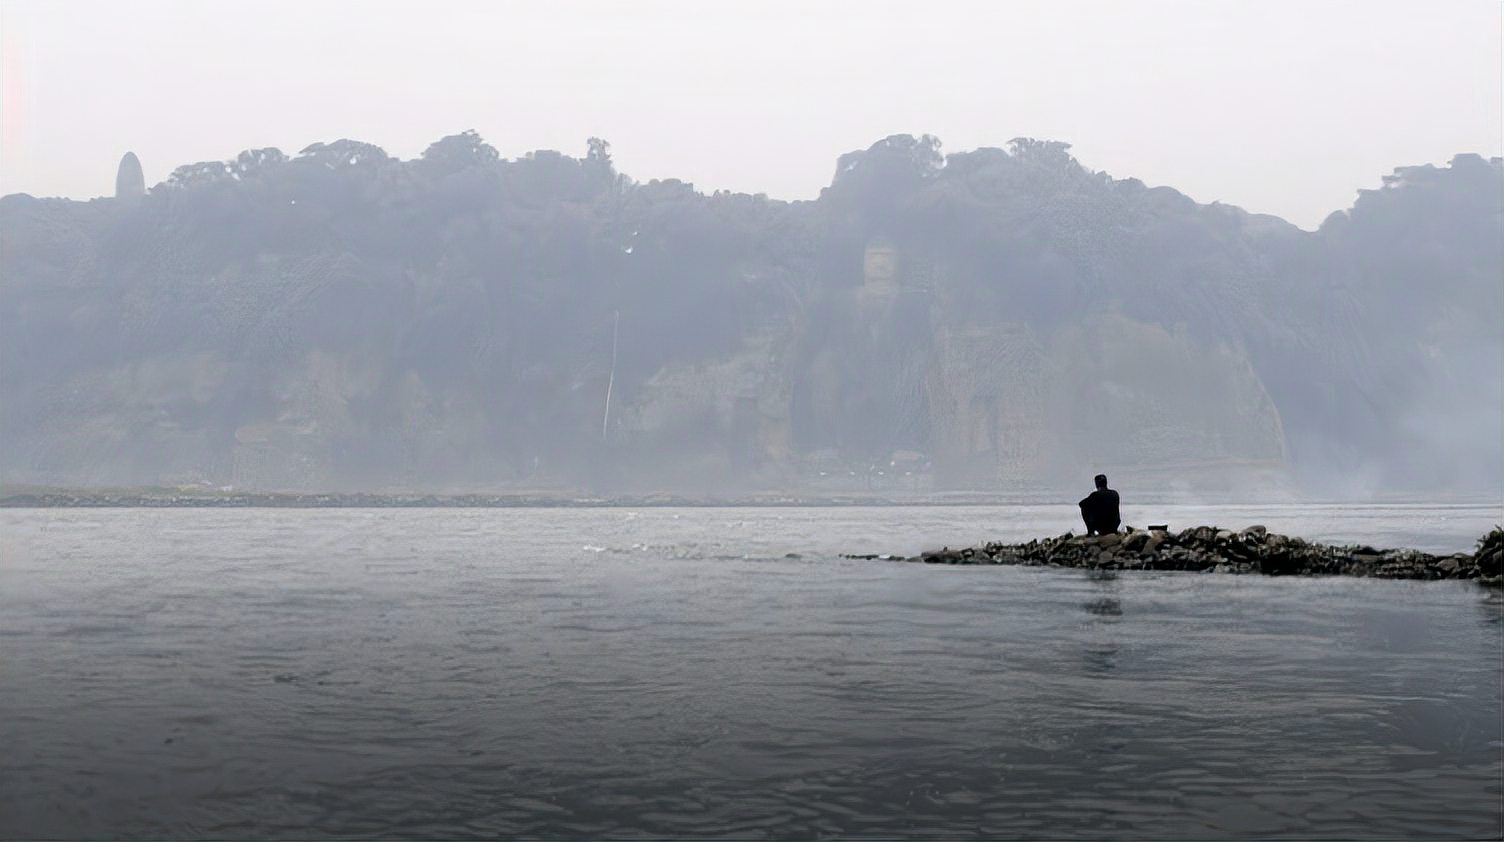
{"left": 1081, "top": 642, "right": 1120, "bottom": 674}
{"left": 1083, "top": 566, "right": 1123, "bottom": 619}
{"left": 1081, "top": 571, "right": 1123, "bottom": 675}
{"left": 1082, "top": 597, "right": 1123, "bottom": 617}
{"left": 1476, "top": 589, "right": 1503, "bottom": 626}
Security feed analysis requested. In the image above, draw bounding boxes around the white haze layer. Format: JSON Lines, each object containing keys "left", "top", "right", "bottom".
{"left": 1, "top": 0, "right": 1499, "bottom": 230}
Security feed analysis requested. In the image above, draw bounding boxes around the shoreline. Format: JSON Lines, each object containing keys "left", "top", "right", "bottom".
{"left": 846, "top": 525, "right": 1504, "bottom": 586}
{"left": 3, "top": 489, "right": 1502, "bottom": 509}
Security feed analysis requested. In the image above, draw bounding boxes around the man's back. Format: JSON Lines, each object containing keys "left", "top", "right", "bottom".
{"left": 1079, "top": 488, "right": 1120, "bottom": 535}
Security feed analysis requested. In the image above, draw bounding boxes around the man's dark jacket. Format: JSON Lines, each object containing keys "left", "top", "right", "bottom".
{"left": 1078, "top": 488, "right": 1121, "bottom": 535}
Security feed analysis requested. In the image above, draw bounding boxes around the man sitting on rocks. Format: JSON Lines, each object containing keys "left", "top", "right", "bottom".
{"left": 1079, "top": 474, "right": 1121, "bottom": 536}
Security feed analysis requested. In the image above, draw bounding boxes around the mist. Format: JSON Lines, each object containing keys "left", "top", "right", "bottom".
{"left": 2, "top": 135, "right": 1499, "bottom": 499}
{"left": 4, "top": 0, "right": 1502, "bottom": 230}
{"left": 4, "top": 6, "right": 1504, "bottom": 841}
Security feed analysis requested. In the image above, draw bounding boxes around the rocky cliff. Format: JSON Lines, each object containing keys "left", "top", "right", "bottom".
{"left": 2, "top": 135, "right": 1498, "bottom": 496}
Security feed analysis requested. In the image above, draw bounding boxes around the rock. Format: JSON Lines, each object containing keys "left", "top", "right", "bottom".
{"left": 116, "top": 152, "right": 145, "bottom": 202}
{"left": 1375, "top": 561, "right": 1422, "bottom": 579}
{"left": 1476, "top": 528, "right": 1503, "bottom": 578}
{"left": 859, "top": 527, "right": 1498, "bottom": 585}
{"left": 1181, "top": 526, "right": 1215, "bottom": 544}
{"left": 1259, "top": 552, "right": 1302, "bottom": 576}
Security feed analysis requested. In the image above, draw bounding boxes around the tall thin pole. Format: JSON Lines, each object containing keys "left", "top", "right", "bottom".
{"left": 602, "top": 310, "right": 619, "bottom": 441}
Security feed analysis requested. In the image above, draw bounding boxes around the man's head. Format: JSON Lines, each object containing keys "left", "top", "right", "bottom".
{"left": 1094, "top": 474, "right": 1108, "bottom": 489}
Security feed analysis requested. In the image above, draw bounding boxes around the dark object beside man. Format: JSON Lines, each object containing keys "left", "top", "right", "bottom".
{"left": 1079, "top": 474, "right": 1120, "bottom": 536}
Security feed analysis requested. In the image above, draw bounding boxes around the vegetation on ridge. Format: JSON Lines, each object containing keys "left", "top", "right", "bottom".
{"left": 2, "top": 134, "right": 1499, "bottom": 495}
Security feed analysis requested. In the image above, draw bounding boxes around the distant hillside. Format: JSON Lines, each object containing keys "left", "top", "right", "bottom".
{"left": 2, "top": 134, "right": 1499, "bottom": 497}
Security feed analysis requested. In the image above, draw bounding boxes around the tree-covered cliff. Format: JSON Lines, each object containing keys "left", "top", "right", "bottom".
{"left": 2, "top": 133, "right": 1498, "bottom": 497}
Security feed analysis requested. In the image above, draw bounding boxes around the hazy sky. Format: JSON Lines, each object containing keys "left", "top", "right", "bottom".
{"left": 1, "top": 0, "right": 1499, "bottom": 229}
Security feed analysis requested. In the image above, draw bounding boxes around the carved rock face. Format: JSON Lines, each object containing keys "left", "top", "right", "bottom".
{"left": 116, "top": 152, "right": 145, "bottom": 201}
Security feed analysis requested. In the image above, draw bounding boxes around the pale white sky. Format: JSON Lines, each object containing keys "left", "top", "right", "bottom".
{"left": 1, "top": 0, "right": 1499, "bottom": 229}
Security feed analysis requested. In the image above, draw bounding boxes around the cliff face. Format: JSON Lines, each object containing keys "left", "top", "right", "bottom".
{"left": 925, "top": 316, "right": 1285, "bottom": 491}
{"left": 1, "top": 135, "right": 1498, "bottom": 496}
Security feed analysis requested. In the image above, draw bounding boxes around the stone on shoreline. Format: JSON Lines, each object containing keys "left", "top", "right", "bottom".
{"left": 849, "top": 526, "right": 1504, "bottom": 585}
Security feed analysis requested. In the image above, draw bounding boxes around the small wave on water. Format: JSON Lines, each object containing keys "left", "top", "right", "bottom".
{"left": 0, "top": 505, "right": 1500, "bottom": 839}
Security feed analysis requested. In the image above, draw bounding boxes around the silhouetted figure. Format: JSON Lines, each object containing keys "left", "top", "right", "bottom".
{"left": 1079, "top": 474, "right": 1120, "bottom": 536}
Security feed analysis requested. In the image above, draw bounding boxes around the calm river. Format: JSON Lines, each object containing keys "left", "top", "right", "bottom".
{"left": 2, "top": 504, "right": 1500, "bottom": 838}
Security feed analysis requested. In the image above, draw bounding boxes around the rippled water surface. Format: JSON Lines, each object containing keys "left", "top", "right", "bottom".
{"left": 2, "top": 504, "right": 1501, "bottom": 839}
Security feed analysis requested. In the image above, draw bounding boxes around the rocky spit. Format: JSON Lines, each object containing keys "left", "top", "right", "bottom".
{"left": 847, "top": 525, "right": 1504, "bottom": 586}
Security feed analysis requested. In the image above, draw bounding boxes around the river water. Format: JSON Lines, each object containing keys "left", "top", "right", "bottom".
{"left": 1, "top": 504, "right": 1500, "bottom": 839}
